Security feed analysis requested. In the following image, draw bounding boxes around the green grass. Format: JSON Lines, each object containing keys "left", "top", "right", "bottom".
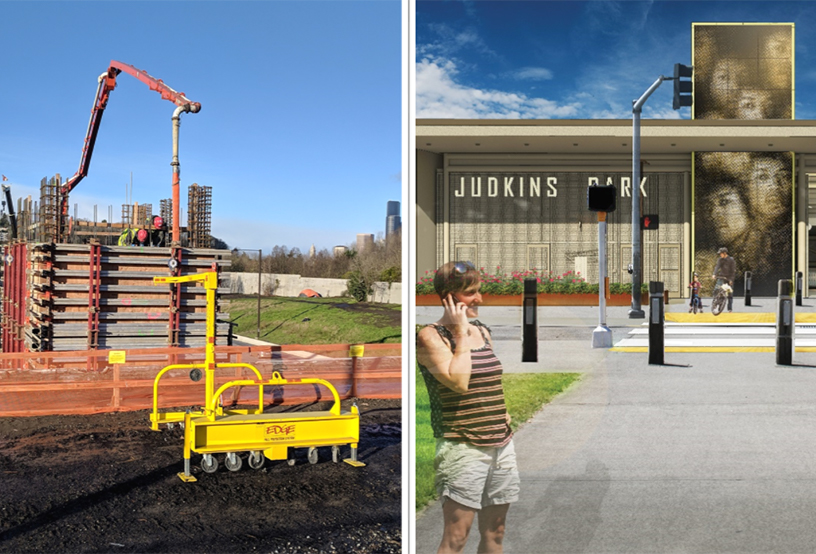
{"left": 226, "top": 296, "right": 401, "bottom": 345}
{"left": 416, "top": 367, "right": 581, "bottom": 511}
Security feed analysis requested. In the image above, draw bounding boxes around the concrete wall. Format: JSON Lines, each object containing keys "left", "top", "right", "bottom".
{"left": 226, "top": 272, "right": 402, "bottom": 304}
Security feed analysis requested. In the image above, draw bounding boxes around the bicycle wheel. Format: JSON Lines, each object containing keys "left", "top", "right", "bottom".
{"left": 692, "top": 298, "right": 699, "bottom": 314}
{"left": 711, "top": 294, "right": 725, "bottom": 316}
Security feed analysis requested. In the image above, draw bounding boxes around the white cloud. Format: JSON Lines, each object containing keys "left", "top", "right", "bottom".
{"left": 418, "top": 23, "right": 497, "bottom": 60}
{"left": 510, "top": 67, "right": 553, "bottom": 81}
{"left": 416, "top": 57, "right": 581, "bottom": 119}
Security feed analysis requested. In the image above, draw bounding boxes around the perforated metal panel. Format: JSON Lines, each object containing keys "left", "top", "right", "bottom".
{"left": 454, "top": 244, "right": 478, "bottom": 267}
{"left": 693, "top": 151, "right": 793, "bottom": 296}
{"left": 443, "top": 171, "right": 684, "bottom": 284}
{"left": 659, "top": 245, "right": 682, "bottom": 295}
{"left": 621, "top": 245, "right": 632, "bottom": 286}
{"left": 526, "top": 245, "right": 550, "bottom": 272}
{"left": 693, "top": 23, "right": 794, "bottom": 120}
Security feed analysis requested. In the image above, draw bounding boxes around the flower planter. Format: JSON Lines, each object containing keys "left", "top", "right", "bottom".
{"left": 415, "top": 292, "right": 652, "bottom": 307}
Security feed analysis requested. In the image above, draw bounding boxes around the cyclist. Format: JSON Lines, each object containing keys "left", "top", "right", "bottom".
{"left": 688, "top": 272, "right": 702, "bottom": 313}
{"left": 712, "top": 247, "right": 736, "bottom": 313}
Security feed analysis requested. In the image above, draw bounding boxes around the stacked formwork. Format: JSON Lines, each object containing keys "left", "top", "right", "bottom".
{"left": 2, "top": 242, "right": 230, "bottom": 353}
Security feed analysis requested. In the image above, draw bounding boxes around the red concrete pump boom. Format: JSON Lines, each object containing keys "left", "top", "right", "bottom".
{"left": 59, "top": 60, "right": 201, "bottom": 242}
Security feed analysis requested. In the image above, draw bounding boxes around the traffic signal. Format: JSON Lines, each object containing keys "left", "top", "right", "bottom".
{"left": 641, "top": 214, "right": 659, "bottom": 230}
{"left": 673, "top": 63, "right": 693, "bottom": 110}
{"left": 587, "top": 185, "right": 616, "bottom": 212}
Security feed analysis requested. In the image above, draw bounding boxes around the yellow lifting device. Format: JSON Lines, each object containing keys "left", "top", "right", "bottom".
{"left": 148, "top": 271, "right": 365, "bottom": 483}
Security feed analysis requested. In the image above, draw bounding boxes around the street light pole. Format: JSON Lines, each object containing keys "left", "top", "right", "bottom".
{"left": 256, "top": 249, "right": 262, "bottom": 340}
{"left": 630, "top": 75, "right": 667, "bottom": 319}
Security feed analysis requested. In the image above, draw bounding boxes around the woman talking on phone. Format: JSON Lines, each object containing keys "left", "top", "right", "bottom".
{"left": 416, "top": 261, "right": 520, "bottom": 554}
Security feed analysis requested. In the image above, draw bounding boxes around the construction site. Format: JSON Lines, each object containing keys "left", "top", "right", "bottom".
{"left": 0, "top": 61, "right": 401, "bottom": 553}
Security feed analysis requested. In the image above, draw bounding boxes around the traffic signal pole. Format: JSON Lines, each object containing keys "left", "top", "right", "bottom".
{"left": 630, "top": 75, "right": 667, "bottom": 319}
{"left": 592, "top": 211, "right": 613, "bottom": 348}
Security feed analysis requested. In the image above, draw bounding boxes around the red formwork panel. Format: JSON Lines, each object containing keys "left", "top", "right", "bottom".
{"left": 0, "top": 343, "right": 402, "bottom": 416}
{"left": 1, "top": 242, "right": 28, "bottom": 353}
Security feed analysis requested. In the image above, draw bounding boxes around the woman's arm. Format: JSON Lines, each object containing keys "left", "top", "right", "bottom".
{"left": 416, "top": 294, "right": 473, "bottom": 394}
{"left": 417, "top": 326, "right": 472, "bottom": 394}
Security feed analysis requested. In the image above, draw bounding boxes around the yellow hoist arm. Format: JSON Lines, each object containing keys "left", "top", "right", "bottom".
{"left": 154, "top": 272, "right": 218, "bottom": 290}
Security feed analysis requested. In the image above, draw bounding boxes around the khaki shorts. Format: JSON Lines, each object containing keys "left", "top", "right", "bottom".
{"left": 434, "top": 438, "right": 520, "bottom": 510}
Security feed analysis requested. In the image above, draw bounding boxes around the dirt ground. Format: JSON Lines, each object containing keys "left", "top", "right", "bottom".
{"left": 0, "top": 399, "right": 401, "bottom": 553}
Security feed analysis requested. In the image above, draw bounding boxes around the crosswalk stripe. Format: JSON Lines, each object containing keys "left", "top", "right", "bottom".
{"left": 612, "top": 317, "right": 814, "bottom": 352}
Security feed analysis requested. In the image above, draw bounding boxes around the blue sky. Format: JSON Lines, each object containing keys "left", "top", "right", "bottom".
{"left": 0, "top": 1, "right": 401, "bottom": 253}
{"left": 416, "top": 0, "right": 816, "bottom": 120}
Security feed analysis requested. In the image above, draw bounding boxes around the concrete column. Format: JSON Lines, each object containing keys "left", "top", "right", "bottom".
{"left": 443, "top": 154, "right": 450, "bottom": 264}
{"left": 683, "top": 170, "right": 691, "bottom": 299}
{"left": 797, "top": 154, "right": 807, "bottom": 294}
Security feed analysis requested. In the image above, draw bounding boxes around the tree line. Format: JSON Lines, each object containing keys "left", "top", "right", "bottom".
{"left": 228, "top": 231, "right": 401, "bottom": 301}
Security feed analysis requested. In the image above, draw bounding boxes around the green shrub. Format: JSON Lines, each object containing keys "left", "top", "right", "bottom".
{"left": 346, "top": 270, "right": 370, "bottom": 302}
{"left": 416, "top": 266, "right": 647, "bottom": 295}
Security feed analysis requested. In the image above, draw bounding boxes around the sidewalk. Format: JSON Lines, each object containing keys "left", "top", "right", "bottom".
{"left": 415, "top": 301, "right": 816, "bottom": 553}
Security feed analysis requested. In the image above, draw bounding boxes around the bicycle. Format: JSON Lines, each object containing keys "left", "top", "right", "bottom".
{"left": 711, "top": 281, "right": 733, "bottom": 316}
{"left": 689, "top": 293, "right": 702, "bottom": 314}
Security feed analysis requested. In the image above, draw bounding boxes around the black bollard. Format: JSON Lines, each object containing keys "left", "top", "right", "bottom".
{"left": 521, "top": 277, "right": 538, "bottom": 363}
{"left": 776, "top": 279, "right": 794, "bottom": 366}
{"left": 744, "top": 271, "right": 752, "bottom": 307}
{"left": 648, "top": 281, "right": 664, "bottom": 365}
{"left": 796, "top": 271, "right": 803, "bottom": 306}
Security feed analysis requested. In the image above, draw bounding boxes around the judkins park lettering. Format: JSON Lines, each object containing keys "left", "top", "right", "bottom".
{"left": 452, "top": 175, "right": 649, "bottom": 199}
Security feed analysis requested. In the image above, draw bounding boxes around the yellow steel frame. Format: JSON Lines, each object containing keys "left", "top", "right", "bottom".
{"left": 149, "top": 271, "right": 364, "bottom": 483}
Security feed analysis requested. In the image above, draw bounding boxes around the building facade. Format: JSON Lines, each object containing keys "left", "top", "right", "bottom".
{"left": 416, "top": 23, "right": 816, "bottom": 298}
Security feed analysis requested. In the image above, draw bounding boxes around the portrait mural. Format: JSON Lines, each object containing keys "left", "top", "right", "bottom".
{"left": 693, "top": 23, "right": 793, "bottom": 120}
{"left": 693, "top": 23, "right": 794, "bottom": 297}
{"left": 694, "top": 151, "right": 793, "bottom": 297}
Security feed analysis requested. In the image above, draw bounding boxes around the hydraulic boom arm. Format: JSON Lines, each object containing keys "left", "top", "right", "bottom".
{"left": 59, "top": 60, "right": 201, "bottom": 242}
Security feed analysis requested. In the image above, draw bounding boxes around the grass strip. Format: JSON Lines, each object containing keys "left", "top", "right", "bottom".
{"left": 227, "top": 296, "right": 401, "bottom": 345}
{"left": 416, "top": 368, "right": 581, "bottom": 511}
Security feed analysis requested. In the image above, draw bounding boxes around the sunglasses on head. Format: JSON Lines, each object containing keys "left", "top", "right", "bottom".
{"left": 454, "top": 261, "right": 475, "bottom": 274}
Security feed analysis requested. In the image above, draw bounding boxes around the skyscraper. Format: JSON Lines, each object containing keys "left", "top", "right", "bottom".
{"left": 357, "top": 233, "right": 374, "bottom": 253}
{"left": 386, "top": 200, "right": 401, "bottom": 239}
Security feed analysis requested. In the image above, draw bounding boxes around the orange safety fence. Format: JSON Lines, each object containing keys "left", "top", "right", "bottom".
{"left": 0, "top": 343, "right": 402, "bottom": 417}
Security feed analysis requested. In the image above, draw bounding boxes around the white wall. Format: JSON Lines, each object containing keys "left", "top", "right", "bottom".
{"left": 226, "top": 272, "right": 402, "bottom": 304}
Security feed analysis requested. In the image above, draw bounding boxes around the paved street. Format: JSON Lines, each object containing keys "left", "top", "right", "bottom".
{"left": 415, "top": 300, "right": 816, "bottom": 553}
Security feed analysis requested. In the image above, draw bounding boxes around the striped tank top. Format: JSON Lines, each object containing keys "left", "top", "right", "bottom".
{"left": 418, "top": 321, "right": 512, "bottom": 448}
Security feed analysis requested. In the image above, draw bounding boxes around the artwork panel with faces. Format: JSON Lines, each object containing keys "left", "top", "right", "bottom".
{"left": 693, "top": 23, "right": 793, "bottom": 120}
